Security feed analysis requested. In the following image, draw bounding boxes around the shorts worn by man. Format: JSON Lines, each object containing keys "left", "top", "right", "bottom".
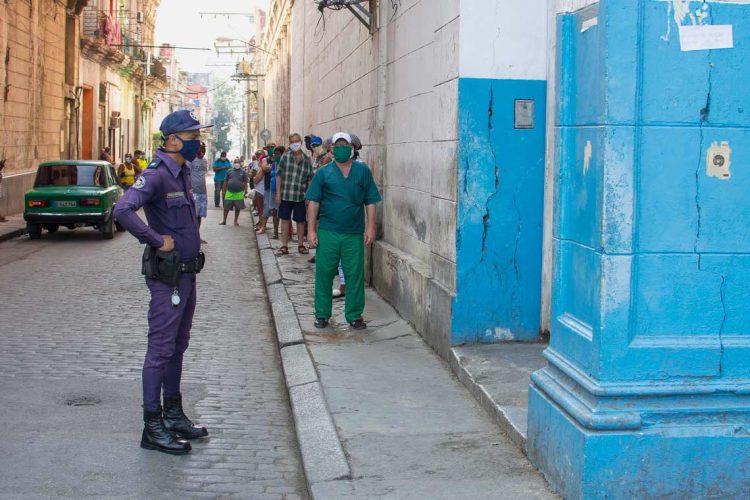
{"left": 306, "top": 132, "right": 381, "bottom": 330}
{"left": 276, "top": 133, "right": 313, "bottom": 255}
{"left": 114, "top": 109, "right": 212, "bottom": 455}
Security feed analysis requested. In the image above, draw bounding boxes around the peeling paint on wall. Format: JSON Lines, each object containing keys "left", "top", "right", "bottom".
{"left": 484, "top": 327, "right": 514, "bottom": 342}
{"left": 673, "top": 0, "right": 696, "bottom": 25}
{"left": 662, "top": 0, "right": 711, "bottom": 41}
{"left": 583, "top": 140, "right": 592, "bottom": 176}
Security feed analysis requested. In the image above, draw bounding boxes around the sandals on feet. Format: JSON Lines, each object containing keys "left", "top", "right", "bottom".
{"left": 298, "top": 245, "right": 309, "bottom": 254}
{"left": 277, "top": 246, "right": 289, "bottom": 255}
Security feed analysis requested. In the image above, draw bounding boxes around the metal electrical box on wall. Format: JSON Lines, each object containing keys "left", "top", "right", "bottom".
{"left": 515, "top": 99, "right": 535, "bottom": 129}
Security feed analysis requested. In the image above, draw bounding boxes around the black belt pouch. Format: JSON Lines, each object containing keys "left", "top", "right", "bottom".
{"left": 142, "top": 246, "right": 182, "bottom": 286}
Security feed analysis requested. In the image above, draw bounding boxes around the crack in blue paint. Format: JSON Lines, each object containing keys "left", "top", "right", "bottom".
{"left": 488, "top": 86, "right": 494, "bottom": 131}
{"left": 481, "top": 85, "right": 499, "bottom": 261}
{"left": 481, "top": 210, "right": 490, "bottom": 260}
{"left": 462, "top": 157, "right": 469, "bottom": 195}
{"left": 697, "top": 254, "right": 728, "bottom": 377}
{"left": 700, "top": 82, "right": 711, "bottom": 123}
{"left": 718, "top": 274, "right": 727, "bottom": 376}
{"left": 513, "top": 196, "right": 521, "bottom": 280}
{"left": 694, "top": 50, "right": 725, "bottom": 377}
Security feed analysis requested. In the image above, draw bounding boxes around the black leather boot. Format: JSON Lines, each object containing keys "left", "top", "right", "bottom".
{"left": 163, "top": 394, "right": 208, "bottom": 439}
{"left": 141, "top": 406, "right": 191, "bottom": 455}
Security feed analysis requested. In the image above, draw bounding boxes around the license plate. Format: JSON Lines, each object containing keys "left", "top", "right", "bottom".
{"left": 54, "top": 201, "right": 77, "bottom": 208}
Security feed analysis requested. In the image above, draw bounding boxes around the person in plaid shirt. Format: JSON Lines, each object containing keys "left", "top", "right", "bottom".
{"left": 275, "top": 133, "right": 314, "bottom": 255}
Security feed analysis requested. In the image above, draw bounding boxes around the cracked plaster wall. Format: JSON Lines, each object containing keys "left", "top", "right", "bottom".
{"left": 452, "top": 0, "right": 549, "bottom": 344}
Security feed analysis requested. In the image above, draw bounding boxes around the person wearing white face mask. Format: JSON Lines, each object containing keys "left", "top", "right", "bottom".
{"left": 275, "top": 132, "right": 314, "bottom": 255}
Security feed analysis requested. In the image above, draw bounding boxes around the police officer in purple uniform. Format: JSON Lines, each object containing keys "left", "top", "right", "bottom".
{"left": 114, "top": 110, "right": 212, "bottom": 455}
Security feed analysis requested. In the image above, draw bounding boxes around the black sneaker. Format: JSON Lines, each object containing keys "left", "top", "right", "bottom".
{"left": 349, "top": 318, "right": 367, "bottom": 330}
{"left": 314, "top": 318, "right": 329, "bottom": 329}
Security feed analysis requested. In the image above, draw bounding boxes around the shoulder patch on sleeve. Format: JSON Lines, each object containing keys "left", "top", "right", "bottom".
{"left": 147, "top": 159, "right": 161, "bottom": 170}
{"left": 133, "top": 176, "right": 146, "bottom": 190}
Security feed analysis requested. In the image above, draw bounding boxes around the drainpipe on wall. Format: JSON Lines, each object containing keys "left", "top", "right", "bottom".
{"left": 369, "top": 0, "right": 388, "bottom": 283}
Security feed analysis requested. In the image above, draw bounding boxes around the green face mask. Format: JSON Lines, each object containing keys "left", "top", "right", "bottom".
{"left": 266, "top": 147, "right": 274, "bottom": 156}
{"left": 273, "top": 154, "right": 281, "bottom": 162}
{"left": 333, "top": 145, "right": 353, "bottom": 163}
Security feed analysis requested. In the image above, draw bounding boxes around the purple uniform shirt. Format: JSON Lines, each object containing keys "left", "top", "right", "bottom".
{"left": 114, "top": 150, "right": 201, "bottom": 262}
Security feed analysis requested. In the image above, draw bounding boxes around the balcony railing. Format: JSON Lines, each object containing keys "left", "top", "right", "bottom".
{"left": 81, "top": 6, "right": 154, "bottom": 76}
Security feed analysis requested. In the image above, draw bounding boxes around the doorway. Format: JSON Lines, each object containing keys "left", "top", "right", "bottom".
{"left": 81, "top": 87, "right": 94, "bottom": 159}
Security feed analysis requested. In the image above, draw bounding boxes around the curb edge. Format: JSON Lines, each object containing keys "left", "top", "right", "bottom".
{"left": 253, "top": 228, "right": 352, "bottom": 495}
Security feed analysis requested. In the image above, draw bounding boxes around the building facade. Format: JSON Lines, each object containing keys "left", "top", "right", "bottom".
{"left": 0, "top": 0, "right": 164, "bottom": 217}
{"left": 258, "top": 0, "right": 548, "bottom": 355}
{"left": 258, "top": 0, "right": 750, "bottom": 496}
{"left": 0, "top": 0, "right": 86, "bottom": 216}
{"left": 79, "top": 0, "right": 165, "bottom": 165}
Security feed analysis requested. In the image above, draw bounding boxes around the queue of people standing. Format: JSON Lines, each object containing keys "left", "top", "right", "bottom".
{"left": 189, "top": 128, "right": 382, "bottom": 333}
{"left": 248, "top": 131, "right": 381, "bottom": 331}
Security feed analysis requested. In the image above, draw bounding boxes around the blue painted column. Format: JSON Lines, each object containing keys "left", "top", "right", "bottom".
{"left": 528, "top": 1, "right": 750, "bottom": 497}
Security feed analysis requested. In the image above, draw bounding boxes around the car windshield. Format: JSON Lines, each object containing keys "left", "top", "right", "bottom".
{"left": 34, "top": 164, "right": 107, "bottom": 188}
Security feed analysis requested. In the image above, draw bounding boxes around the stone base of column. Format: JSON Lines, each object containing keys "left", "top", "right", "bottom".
{"left": 528, "top": 362, "right": 750, "bottom": 499}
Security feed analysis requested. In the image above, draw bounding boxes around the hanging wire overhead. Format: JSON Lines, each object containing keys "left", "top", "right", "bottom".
{"left": 316, "top": 0, "right": 366, "bottom": 10}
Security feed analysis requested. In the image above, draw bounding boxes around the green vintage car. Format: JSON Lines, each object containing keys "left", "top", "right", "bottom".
{"left": 24, "top": 161, "right": 123, "bottom": 240}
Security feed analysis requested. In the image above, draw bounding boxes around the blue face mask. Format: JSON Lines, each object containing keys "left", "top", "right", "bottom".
{"left": 176, "top": 136, "right": 201, "bottom": 162}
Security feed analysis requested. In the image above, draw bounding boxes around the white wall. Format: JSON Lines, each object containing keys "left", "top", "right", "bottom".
{"left": 459, "top": 0, "right": 547, "bottom": 80}
{"left": 287, "top": 0, "right": 459, "bottom": 292}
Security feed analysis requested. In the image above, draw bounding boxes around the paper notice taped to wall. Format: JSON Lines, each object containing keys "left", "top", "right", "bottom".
{"left": 679, "top": 25, "right": 733, "bottom": 52}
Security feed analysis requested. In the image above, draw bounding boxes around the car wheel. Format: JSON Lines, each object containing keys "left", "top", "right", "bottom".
{"left": 47, "top": 224, "right": 60, "bottom": 233}
{"left": 101, "top": 216, "right": 115, "bottom": 240}
{"left": 27, "top": 223, "right": 42, "bottom": 240}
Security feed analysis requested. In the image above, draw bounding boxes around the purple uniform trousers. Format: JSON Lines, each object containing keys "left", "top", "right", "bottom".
{"left": 142, "top": 273, "right": 197, "bottom": 411}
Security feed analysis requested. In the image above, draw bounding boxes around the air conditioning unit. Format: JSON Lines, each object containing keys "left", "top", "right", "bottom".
{"left": 110, "top": 111, "right": 121, "bottom": 129}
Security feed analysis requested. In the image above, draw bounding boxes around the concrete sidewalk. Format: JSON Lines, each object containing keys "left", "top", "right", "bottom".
{"left": 0, "top": 213, "right": 26, "bottom": 242}
{"left": 255, "top": 228, "right": 555, "bottom": 499}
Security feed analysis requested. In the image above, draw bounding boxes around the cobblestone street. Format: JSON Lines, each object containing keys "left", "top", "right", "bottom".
{"left": 0, "top": 204, "right": 306, "bottom": 499}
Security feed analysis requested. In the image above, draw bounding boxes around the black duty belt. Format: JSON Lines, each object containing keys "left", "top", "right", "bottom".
{"left": 180, "top": 252, "right": 205, "bottom": 274}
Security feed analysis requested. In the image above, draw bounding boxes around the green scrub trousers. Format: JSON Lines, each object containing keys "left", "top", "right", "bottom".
{"left": 315, "top": 228, "right": 364, "bottom": 323}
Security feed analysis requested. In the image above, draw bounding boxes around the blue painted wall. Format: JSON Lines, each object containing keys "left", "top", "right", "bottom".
{"left": 529, "top": 1, "right": 750, "bottom": 497}
{"left": 452, "top": 78, "right": 547, "bottom": 344}
{"left": 550, "top": 0, "right": 750, "bottom": 383}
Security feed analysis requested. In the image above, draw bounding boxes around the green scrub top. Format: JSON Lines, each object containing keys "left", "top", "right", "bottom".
{"left": 306, "top": 161, "right": 382, "bottom": 234}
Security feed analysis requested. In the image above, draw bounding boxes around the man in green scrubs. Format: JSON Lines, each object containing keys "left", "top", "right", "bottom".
{"left": 306, "top": 132, "right": 381, "bottom": 330}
